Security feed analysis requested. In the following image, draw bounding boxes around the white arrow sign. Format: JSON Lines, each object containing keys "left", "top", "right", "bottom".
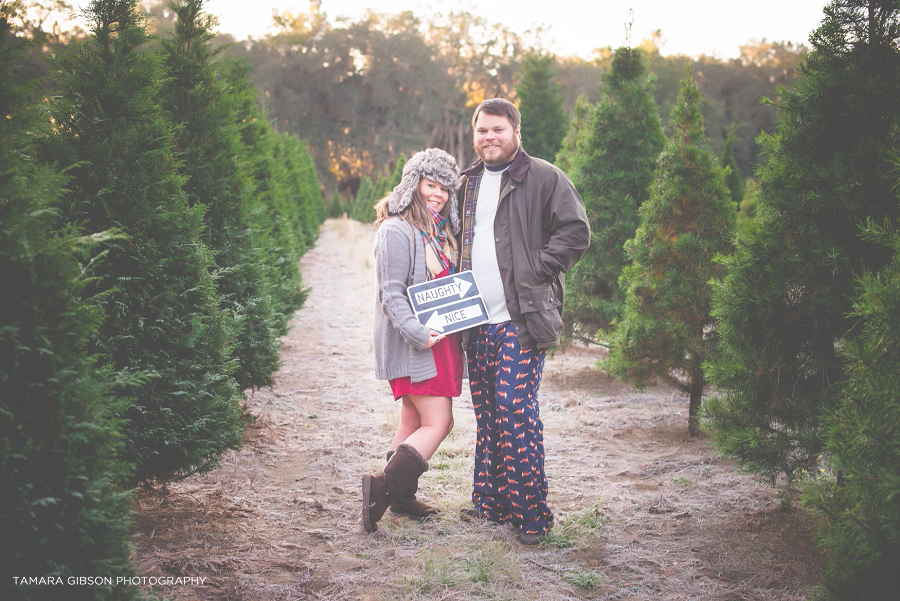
{"left": 424, "top": 302, "right": 487, "bottom": 332}
{"left": 413, "top": 276, "right": 472, "bottom": 306}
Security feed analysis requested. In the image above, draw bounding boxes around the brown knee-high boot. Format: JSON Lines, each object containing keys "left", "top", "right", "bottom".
{"left": 383, "top": 448, "right": 440, "bottom": 521}
{"left": 362, "top": 443, "right": 430, "bottom": 533}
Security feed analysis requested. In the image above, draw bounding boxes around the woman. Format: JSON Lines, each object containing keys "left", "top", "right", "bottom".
{"left": 363, "top": 148, "right": 462, "bottom": 533}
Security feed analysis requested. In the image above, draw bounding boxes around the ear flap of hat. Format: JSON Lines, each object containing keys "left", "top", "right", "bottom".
{"left": 446, "top": 192, "right": 460, "bottom": 235}
{"left": 387, "top": 164, "right": 418, "bottom": 216}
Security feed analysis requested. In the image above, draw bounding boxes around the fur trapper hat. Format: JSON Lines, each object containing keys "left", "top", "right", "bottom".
{"left": 388, "top": 148, "right": 461, "bottom": 234}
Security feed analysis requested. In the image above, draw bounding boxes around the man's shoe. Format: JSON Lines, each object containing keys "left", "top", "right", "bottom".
{"left": 516, "top": 532, "right": 543, "bottom": 546}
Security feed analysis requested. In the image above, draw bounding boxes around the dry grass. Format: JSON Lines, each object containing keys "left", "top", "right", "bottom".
{"left": 132, "top": 218, "right": 821, "bottom": 601}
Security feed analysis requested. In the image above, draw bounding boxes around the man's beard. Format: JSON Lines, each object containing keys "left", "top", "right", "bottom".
{"left": 475, "top": 139, "right": 519, "bottom": 166}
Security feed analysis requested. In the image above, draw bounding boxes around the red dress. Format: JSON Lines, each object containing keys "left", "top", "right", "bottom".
{"left": 389, "top": 265, "right": 463, "bottom": 400}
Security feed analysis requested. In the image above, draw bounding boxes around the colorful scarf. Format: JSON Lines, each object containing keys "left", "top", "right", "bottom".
{"left": 421, "top": 207, "right": 454, "bottom": 277}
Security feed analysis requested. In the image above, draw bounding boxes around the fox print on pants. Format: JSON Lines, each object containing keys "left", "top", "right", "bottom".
{"left": 467, "top": 322, "right": 553, "bottom": 536}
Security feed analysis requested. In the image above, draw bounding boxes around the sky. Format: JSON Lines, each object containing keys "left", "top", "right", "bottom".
{"left": 67, "top": 0, "right": 830, "bottom": 59}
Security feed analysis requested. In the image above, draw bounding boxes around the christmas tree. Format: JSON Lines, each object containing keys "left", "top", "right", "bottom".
{"left": 44, "top": 0, "right": 244, "bottom": 484}
{"left": 606, "top": 69, "right": 735, "bottom": 437}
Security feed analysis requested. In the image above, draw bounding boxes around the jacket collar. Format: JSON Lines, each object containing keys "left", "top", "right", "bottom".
{"left": 461, "top": 147, "right": 532, "bottom": 183}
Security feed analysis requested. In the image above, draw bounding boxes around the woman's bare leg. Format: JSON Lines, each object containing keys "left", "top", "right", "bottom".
{"left": 401, "top": 395, "right": 453, "bottom": 460}
{"left": 389, "top": 395, "right": 421, "bottom": 453}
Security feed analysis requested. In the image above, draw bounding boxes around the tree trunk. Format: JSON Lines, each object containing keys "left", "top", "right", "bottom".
{"left": 688, "top": 384, "right": 704, "bottom": 438}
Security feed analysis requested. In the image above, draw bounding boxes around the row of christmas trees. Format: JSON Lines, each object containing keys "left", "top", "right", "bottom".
{"left": 1, "top": 0, "right": 324, "bottom": 598}
{"left": 557, "top": 3, "right": 899, "bottom": 599}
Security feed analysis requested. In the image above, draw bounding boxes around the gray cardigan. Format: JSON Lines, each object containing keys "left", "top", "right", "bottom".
{"left": 373, "top": 217, "right": 436, "bottom": 382}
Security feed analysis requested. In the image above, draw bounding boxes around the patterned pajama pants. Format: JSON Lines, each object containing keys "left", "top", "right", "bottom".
{"left": 467, "top": 322, "right": 553, "bottom": 535}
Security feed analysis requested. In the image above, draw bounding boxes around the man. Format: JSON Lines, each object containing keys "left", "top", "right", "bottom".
{"left": 458, "top": 98, "right": 589, "bottom": 545}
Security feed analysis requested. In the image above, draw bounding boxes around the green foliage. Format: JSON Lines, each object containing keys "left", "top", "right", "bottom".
{"left": 278, "top": 132, "right": 325, "bottom": 250}
{"left": 44, "top": 0, "right": 244, "bottom": 485}
{"left": 327, "top": 189, "right": 345, "bottom": 218}
{"left": 804, "top": 223, "right": 900, "bottom": 601}
{"left": 388, "top": 155, "right": 407, "bottom": 191}
{"left": 640, "top": 39, "right": 806, "bottom": 182}
{"left": 12, "top": 3, "right": 811, "bottom": 190}
{"left": 540, "top": 504, "right": 608, "bottom": 549}
{"left": 374, "top": 154, "right": 406, "bottom": 199}
{"left": 158, "top": 0, "right": 283, "bottom": 391}
{"left": 517, "top": 53, "right": 567, "bottom": 162}
{"left": 372, "top": 161, "right": 393, "bottom": 202}
{"left": 736, "top": 178, "right": 759, "bottom": 226}
{"left": 229, "top": 9, "right": 805, "bottom": 191}
{"left": 223, "top": 58, "right": 310, "bottom": 318}
{"left": 720, "top": 126, "right": 746, "bottom": 207}
{"left": 351, "top": 176, "right": 376, "bottom": 222}
{"left": 705, "top": 0, "right": 900, "bottom": 489}
{"left": 564, "top": 568, "right": 608, "bottom": 590}
{"left": 606, "top": 70, "right": 735, "bottom": 437}
{"left": 353, "top": 154, "right": 407, "bottom": 223}
{"left": 0, "top": 8, "right": 142, "bottom": 598}
{"left": 561, "top": 47, "right": 665, "bottom": 341}
{"left": 554, "top": 94, "right": 594, "bottom": 175}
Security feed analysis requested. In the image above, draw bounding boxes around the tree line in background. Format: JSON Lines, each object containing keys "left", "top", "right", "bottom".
{"left": 13, "top": 0, "right": 807, "bottom": 203}
{"left": 231, "top": 2, "right": 805, "bottom": 206}
{"left": 1, "top": 0, "right": 323, "bottom": 599}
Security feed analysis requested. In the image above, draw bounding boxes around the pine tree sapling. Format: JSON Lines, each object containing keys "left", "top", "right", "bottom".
{"left": 373, "top": 168, "right": 390, "bottom": 204}
{"left": 352, "top": 175, "right": 376, "bottom": 222}
{"left": 562, "top": 47, "right": 665, "bottom": 342}
{"left": 44, "top": 0, "right": 244, "bottom": 484}
{"left": 804, "top": 224, "right": 900, "bottom": 601}
{"left": 705, "top": 0, "right": 900, "bottom": 489}
{"left": 158, "top": 0, "right": 282, "bottom": 390}
{"left": 518, "top": 52, "right": 568, "bottom": 162}
{"left": 606, "top": 69, "right": 735, "bottom": 437}
{"left": 720, "top": 126, "right": 746, "bottom": 208}
{"left": 372, "top": 153, "right": 406, "bottom": 199}
{"left": 1, "top": 9, "right": 141, "bottom": 598}
{"left": 555, "top": 94, "right": 595, "bottom": 176}
{"left": 387, "top": 155, "right": 407, "bottom": 192}
{"left": 328, "top": 189, "right": 345, "bottom": 218}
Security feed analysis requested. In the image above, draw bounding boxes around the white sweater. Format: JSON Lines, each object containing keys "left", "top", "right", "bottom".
{"left": 471, "top": 168, "right": 512, "bottom": 323}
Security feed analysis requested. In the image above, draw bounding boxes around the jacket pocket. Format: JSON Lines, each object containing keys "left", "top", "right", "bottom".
{"left": 518, "top": 286, "right": 563, "bottom": 346}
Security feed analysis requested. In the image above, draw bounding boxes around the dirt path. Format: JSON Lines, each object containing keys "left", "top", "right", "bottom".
{"left": 133, "top": 218, "right": 821, "bottom": 601}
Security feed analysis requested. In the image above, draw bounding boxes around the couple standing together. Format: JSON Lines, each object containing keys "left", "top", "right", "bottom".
{"left": 363, "top": 98, "right": 590, "bottom": 545}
